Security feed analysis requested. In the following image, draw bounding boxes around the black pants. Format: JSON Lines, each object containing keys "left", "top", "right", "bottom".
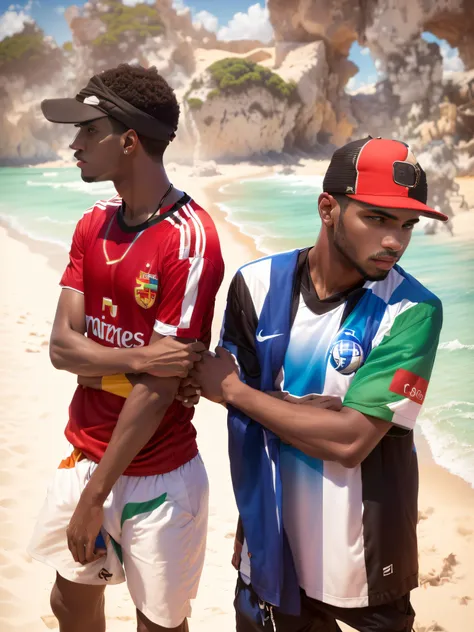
{"left": 235, "top": 579, "right": 415, "bottom": 632}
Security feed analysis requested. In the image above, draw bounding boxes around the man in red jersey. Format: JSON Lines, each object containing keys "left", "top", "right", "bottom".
{"left": 28, "top": 64, "right": 224, "bottom": 632}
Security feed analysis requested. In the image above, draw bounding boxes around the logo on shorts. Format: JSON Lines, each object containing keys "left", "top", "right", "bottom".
{"left": 98, "top": 568, "right": 113, "bottom": 581}
{"left": 134, "top": 270, "right": 158, "bottom": 309}
{"left": 330, "top": 330, "right": 364, "bottom": 375}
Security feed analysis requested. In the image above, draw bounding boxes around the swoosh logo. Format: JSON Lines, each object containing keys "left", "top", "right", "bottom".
{"left": 256, "top": 330, "right": 284, "bottom": 343}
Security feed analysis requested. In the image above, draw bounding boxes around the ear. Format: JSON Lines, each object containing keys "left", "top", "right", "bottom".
{"left": 319, "top": 193, "right": 338, "bottom": 227}
{"left": 122, "top": 130, "right": 139, "bottom": 155}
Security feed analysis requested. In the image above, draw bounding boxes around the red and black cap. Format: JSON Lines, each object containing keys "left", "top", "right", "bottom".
{"left": 323, "top": 136, "right": 448, "bottom": 221}
{"left": 41, "top": 74, "right": 176, "bottom": 142}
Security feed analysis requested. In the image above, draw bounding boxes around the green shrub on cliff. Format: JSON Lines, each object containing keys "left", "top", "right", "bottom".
{"left": 0, "top": 24, "right": 62, "bottom": 84}
{"left": 206, "top": 58, "right": 298, "bottom": 102}
{"left": 91, "top": 1, "right": 164, "bottom": 51}
{"left": 187, "top": 97, "right": 203, "bottom": 110}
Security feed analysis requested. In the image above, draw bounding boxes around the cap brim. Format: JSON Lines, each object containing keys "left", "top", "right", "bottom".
{"left": 346, "top": 193, "right": 449, "bottom": 222}
{"left": 41, "top": 98, "right": 108, "bottom": 124}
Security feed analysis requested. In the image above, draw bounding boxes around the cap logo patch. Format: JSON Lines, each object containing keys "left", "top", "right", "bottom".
{"left": 83, "top": 95, "right": 100, "bottom": 106}
{"left": 392, "top": 161, "right": 421, "bottom": 188}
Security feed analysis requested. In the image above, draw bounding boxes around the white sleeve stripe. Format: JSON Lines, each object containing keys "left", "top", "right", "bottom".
{"left": 154, "top": 321, "right": 178, "bottom": 336}
{"left": 183, "top": 205, "right": 202, "bottom": 257}
{"left": 178, "top": 219, "right": 186, "bottom": 259}
{"left": 187, "top": 204, "right": 206, "bottom": 257}
{"left": 83, "top": 196, "right": 121, "bottom": 216}
{"left": 181, "top": 213, "right": 191, "bottom": 259}
{"left": 179, "top": 256, "right": 205, "bottom": 329}
{"left": 60, "top": 285, "right": 84, "bottom": 295}
{"left": 169, "top": 212, "right": 186, "bottom": 258}
{"left": 175, "top": 209, "right": 192, "bottom": 259}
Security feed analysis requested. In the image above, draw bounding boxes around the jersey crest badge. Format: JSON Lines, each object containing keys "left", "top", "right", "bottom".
{"left": 134, "top": 271, "right": 158, "bottom": 309}
{"left": 330, "top": 329, "right": 364, "bottom": 375}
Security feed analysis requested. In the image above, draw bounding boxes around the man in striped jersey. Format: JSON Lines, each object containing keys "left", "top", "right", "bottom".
{"left": 189, "top": 137, "right": 447, "bottom": 631}
{"left": 28, "top": 64, "right": 224, "bottom": 632}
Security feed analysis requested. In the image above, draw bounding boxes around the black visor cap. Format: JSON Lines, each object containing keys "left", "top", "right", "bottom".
{"left": 41, "top": 97, "right": 108, "bottom": 124}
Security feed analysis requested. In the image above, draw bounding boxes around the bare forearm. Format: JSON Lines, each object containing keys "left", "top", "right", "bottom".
{"left": 50, "top": 329, "right": 144, "bottom": 376}
{"left": 279, "top": 432, "right": 345, "bottom": 462}
{"left": 225, "top": 382, "right": 357, "bottom": 463}
{"left": 82, "top": 377, "right": 178, "bottom": 502}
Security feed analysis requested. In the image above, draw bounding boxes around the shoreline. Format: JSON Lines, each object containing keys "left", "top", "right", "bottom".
{"left": 1, "top": 163, "right": 474, "bottom": 631}
{"left": 2, "top": 164, "right": 473, "bottom": 261}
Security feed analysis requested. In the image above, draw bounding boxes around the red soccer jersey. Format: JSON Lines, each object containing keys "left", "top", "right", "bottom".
{"left": 60, "top": 194, "right": 224, "bottom": 476}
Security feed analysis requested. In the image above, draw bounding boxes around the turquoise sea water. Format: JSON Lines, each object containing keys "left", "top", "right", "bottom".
{"left": 1, "top": 167, "right": 473, "bottom": 486}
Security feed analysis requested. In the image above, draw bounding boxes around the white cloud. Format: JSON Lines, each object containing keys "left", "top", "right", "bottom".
{"left": 172, "top": 0, "right": 188, "bottom": 12}
{"left": 0, "top": 2, "right": 33, "bottom": 39}
{"left": 193, "top": 9, "right": 218, "bottom": 33}
{"left": 346, "top": 77, "right": 357, "bottom": 91}
{"left": 54, "top": 5, "right": 65, "bottom": 14}
{"left": 360, "top": 47, "right": 370, "bottom": 56}
{"left": 218, "top": 2, "right": 273, "bottom": 43}
{"left": 345, "top": 74, "right": 378, "bottom": 95}
{"left": 440, "top": 42, "right": 465, "bottom": 74}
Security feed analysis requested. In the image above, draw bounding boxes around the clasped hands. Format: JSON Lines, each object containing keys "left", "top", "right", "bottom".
{"left": 77, "top": 338, "right": 342, "bottom": 412}
{"left": 177, "top": 346, "right": 342, "bottom": 413}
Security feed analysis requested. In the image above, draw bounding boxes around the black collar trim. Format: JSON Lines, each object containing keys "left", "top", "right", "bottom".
{"left": 116, "top": 193, "right": 191, "bottom": 234}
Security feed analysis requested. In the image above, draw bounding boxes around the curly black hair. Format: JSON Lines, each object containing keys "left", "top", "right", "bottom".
{"left": 99, "top": 64, "right": 180, "bottom": 160}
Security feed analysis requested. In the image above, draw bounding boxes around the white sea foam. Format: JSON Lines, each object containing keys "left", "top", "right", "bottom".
{"left": 217, "top": 203, "right": 274, "bottom": 254}
{"left": 438, "top": 339, "right": 474, "bottom": 351}
{"left": 419, "top": 400, "right": 474, "bottom": 488}
{"left": 26, "top": 179, "right": 116, "bottom": 196}
{"left": 36, "top": 216, "right": 76, "bottom": 226}
{"left": 42, "top": 172, "right": 59, "bottom": 177}
{"left": 238, "top": 174, "right": 324, "bottom": 188}
{"left": 27, "top": 180, "right": 62, "bottom": 189}
{"left": 0, "top": 213, "right": 70, "bottom": 251}
{"left": 419, "top": 417, "right": 474, "bottom": 488}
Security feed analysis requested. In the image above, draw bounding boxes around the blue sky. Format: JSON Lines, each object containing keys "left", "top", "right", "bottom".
{"left": 1, "top": 1, "right": 463, "bottom": 89}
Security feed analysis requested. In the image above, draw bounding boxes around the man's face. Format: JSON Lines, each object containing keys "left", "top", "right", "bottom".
{"left": 331, "top": 199, "right": 421, "bottom": 281}
{"left": 69, "top": 117, "right": 125, "bottom": 183}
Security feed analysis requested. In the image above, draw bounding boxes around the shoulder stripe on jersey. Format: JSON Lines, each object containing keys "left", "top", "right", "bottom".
{"left": 154, "top": 255, "right": 205, "bottom": 335}
{"left": 164, "top": 211, "right": 191, "bottom": 259}
{"left": 179, "top": 256, "right": 205, "bottom": 329}
{"left": 175, "top": 208, "right": 199, "bottom": 259}
{"left": 183, "top": 205, "right": 201, "bottom": 257}
{"left": 83, "top": 195, "right": 121, "bottom": 217}
{"left": 176, "top": 210, "right": 192, "bottom": 259}
{"left": 187, "top": 203, "right": 207, "bottom": 258}
{"left": 154, "top": 206, "right": 208, "bottom": 335}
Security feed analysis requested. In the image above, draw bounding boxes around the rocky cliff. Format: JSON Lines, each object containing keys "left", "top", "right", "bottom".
{"left": 1, "top": 0, "right": 473, "bottom": 192}
{"left": 266, "top": 0, "right": 474, "bottom": 218}
{"left": 0, "top": 0, "right": 276, "bottom": 165}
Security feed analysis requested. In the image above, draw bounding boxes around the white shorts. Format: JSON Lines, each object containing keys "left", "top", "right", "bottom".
{"left": 28, "top": 449, "right": 209, "bottom": 628}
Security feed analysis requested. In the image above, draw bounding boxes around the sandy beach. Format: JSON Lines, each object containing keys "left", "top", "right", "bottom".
{"left": 1, "top": 160, "right": 473, "bottom": 632}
